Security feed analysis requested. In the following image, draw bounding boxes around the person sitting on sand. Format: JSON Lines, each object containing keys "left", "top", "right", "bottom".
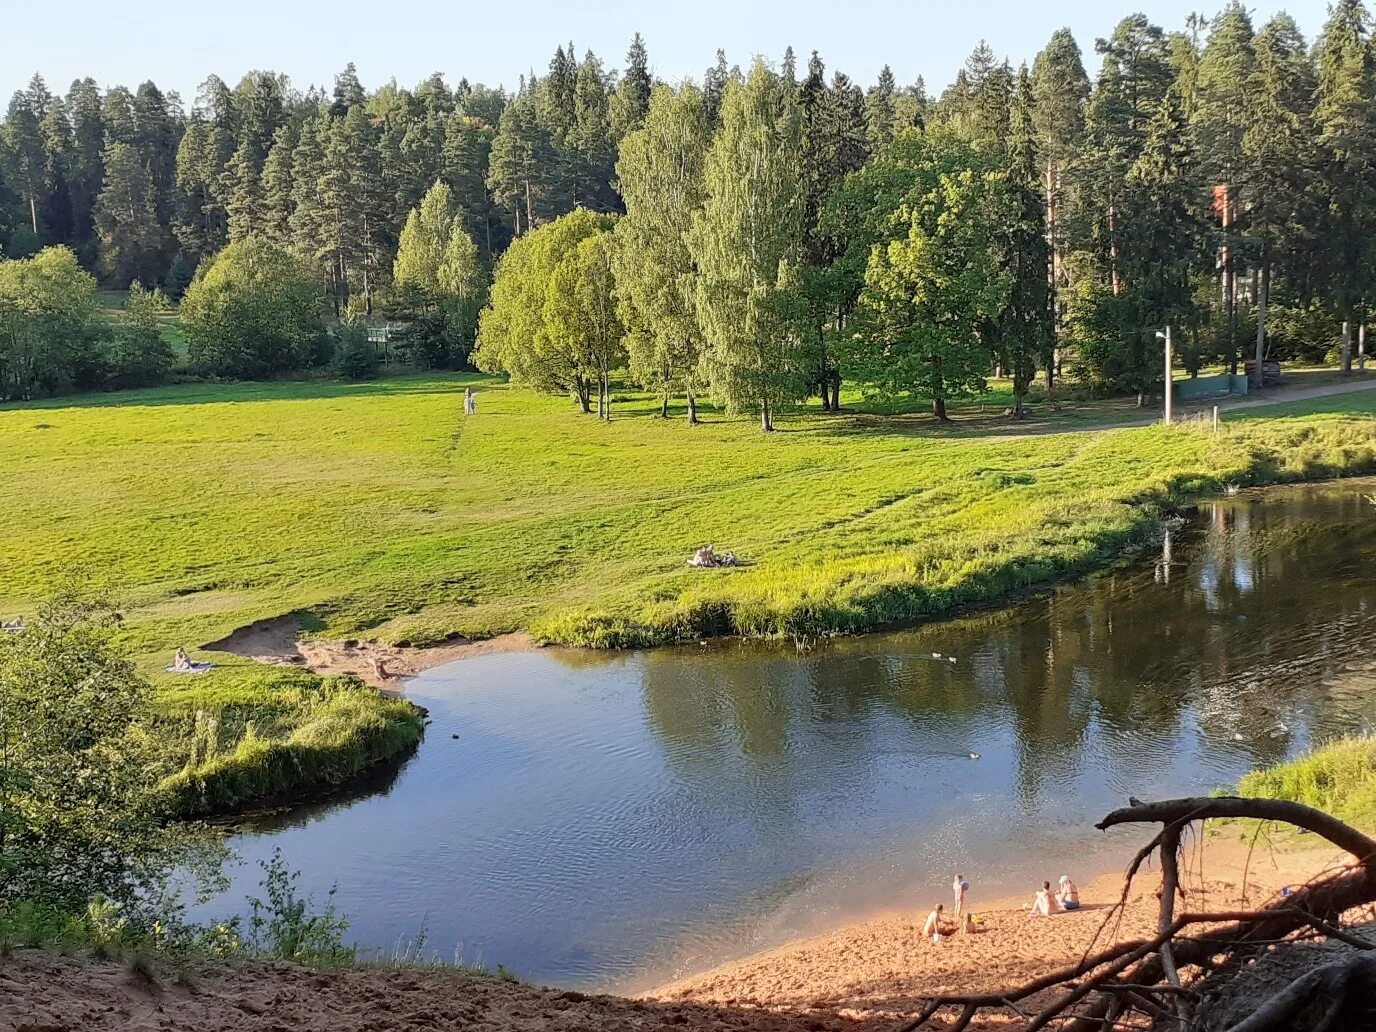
{"left": 1057, "top": 875, "right": 1080, "bottom": 911}
{"left": 173, "top": 646, "right": 194, "bottom": 672}
{"left": 961, "top": 911, "right": 976, "bottom": 936}
{"left": 1029, "top": 881, "right": 1062, "bottom": 917}
{"left": 952, "top": 873, "right": 969, "bottom": 918}
{"left": 922, "top": 903, "right": 945, "bottom": 942}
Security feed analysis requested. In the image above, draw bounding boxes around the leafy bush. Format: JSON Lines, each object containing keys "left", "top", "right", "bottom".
{"left": 0, "top": 246, "right": 108, "bottom": 401}
{"left": 107, "top": 283, "right": 176, "bottom": 388}
{"left": 333, "top": 322, "right": 379, "bottom": 380}
{"left": 181, "top": 239, "right": 330, "bottom": 379}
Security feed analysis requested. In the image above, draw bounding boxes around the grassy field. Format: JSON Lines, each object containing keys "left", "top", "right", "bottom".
{"left": 4, "top": 372, "right": 1376, "bottom": 811}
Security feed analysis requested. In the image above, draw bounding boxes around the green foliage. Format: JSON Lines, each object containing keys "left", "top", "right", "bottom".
{"left": 844, "top": 131, "right": 1016, "bottom": 417}
{"left": 180, "top": 238, "right": 330, "bottom": 378}
{"left": 332, "top": 322, "right": 378, "bottom": 380}
{"left": 243, "top": 849, "right": 353, "bottom": 965}
{"left": 474, "top": 208, "right": 615, "bottom": 409}
{"left": 1238, "top": 736, "right": 1376, "bottom": 832}
{"left": 107, "top": 282, "right": 175, "bottom": 388}
{"left": 691, "top": 61, "right": 808, "bottom": 431}
{"left": 0, "top": 246, "right": 105, "bottom": 400}
{"left": 613, "top": 83, "right": 710, "bottom": 417}
{"left": 0, "top": 586, "right": 180, "bottom": 911}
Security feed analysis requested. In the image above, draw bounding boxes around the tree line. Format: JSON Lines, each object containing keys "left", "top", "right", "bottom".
{"left": 2, "top": 3, "right": 1374, "bottom": 411}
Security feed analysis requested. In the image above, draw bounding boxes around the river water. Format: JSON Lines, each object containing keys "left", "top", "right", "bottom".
{"left": 196, "top": 479, "right": 1376, "bottom": 991}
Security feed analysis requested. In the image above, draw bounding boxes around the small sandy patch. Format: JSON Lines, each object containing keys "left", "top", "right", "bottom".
{"left": 204, "top": 614, "right": 533, "bottom": 688}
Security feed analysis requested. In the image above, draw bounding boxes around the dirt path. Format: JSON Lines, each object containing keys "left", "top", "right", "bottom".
{"left": 204, "top": 614, "right": 533, "bottom": 689}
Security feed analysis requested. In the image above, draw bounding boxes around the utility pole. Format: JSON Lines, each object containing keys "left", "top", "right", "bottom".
{"left": 1157, "top": 326, "right": 1173, "bottom": 425}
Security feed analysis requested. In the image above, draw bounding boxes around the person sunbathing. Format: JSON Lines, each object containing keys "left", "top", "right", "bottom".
{"left": 173, "top": 647, "right": 195, "bottom": 672}
{"left": 1057, "top": 875, "right": 1081, "bottom": 910}
{"left": 1029, "top": 881, "right": 1062, "bottom": 917}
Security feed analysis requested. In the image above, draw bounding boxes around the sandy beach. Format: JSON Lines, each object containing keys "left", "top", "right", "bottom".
{"left": 646, "top": 832, "right": 1359, "bottom": 1027}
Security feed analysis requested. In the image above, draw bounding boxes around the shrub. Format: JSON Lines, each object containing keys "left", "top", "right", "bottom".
{"left": 181, "top": 239, "right": 330, "bottom": 379}
{"left": 333, "top": 322, "right": 379, "bottom": 380}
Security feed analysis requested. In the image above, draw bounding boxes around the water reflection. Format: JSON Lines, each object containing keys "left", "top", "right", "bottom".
{"left": 196, "top": 479, "right": 1376, "bottom": 991}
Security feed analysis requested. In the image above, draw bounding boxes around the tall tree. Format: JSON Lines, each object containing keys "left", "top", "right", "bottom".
{"left": 614, "top": 83, "right": 710, "bottom": 420}
{"left": 94, "top": 142, "right": 165, "bottom": 285}
{"left": 610, "top": 33, "right": 653, "bottom": 142}
{"left": 544, "top": 230, "right": 624, "bottom": 419}
{"left": 1242, "top": 14, "right": 1317, "bottom": 383}
{"left": 864, "top": 64, "right": 898, "bottom": 152}
{"left": 1195, "top": 1, "right": 1256, "bottom": 373}
{"left": 690, "top": 60, "right": 807, "bottom": 431}
{"left": 1314, "top": 0, "right": 1376, "bottom": 374}
{"left": 1032, "top": 28, "right": 1090, "bottom": 382}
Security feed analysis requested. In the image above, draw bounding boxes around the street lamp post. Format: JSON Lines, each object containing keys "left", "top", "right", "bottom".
{"left": 1156, "top": 326, "right": 1173, "bottom": 425}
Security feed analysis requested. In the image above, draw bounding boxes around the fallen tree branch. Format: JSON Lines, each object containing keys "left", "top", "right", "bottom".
{"left": 1095, "top": 797, "right": 1376, "bottom": 864}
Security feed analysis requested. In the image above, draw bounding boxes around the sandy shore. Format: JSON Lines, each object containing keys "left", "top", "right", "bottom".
{"left": 647, "top": 833, "right": 1357, "bottom": 1027}
{"left": 203, "top": 613, "right": 534, "bottom": 688}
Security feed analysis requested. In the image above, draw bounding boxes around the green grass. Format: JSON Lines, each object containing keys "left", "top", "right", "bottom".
{"left": 1237, "top": 737, "right": 1376, "bottom": 834}
{"left": 4, "top": 372, "right": 1375, "bottom": 811}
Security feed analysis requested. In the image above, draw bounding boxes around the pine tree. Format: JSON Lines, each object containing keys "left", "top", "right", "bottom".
{"left": 1032, "top": 28, "right": 1090, "bottom": 368}
{"left": 614, "top": 83, "right": 711, "bottom": 420}
{"left": 539, "top": 45, "right": 578, "bottom": 142}
{"left": 442, "top": 111, "right": 495, "bottom": 257}
{"left": 610, "top": 33, "right": 653, "bottom": 141}
{"left": 64, "top": 78, "right": 105, "bottom": 256}
{"left": 690, "top": 61, "right": 807, "bottom": 431}
{"left": 261, "top": 124, "right": 298, "bottom": 247}
{"left": 999, "top": 69, "right": 1054, "bottom": 415}
{"left": 568, "top": 52, "right": 616, "bottom": 209}
{"left": 864, "top": 65, "right": 898, "bottom": 152}
{"left": 94, "top": 142, "right": 165, "bottom": 285}
{"left": 331, "top": 63, "right": 366, "bottom": 118}
{"left": 2, "top": 92, "right": 46, "bottom": 235}
{"left": 1314, "top": 0, "right": 1376, "bottom": 373}
{"left": 487, "top": 95, "right": 564, "bottom": 235}
{"left": 1196, "top": 1, "right": 1257, "bottom": 373}
{"left": 1243, "top": 14, "right": 1319, "bottom": 382}
{"left": 224, "top": 139, "right": 267, "bottom": 241}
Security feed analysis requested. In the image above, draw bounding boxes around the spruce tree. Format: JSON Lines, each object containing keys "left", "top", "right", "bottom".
{"left": 94, "top": 142, "right": 165, "bottom": 285}
{"left": 864, "top": 65, "right": 898, "bottom": 152}
{"left": 610, "top": 33, "right": 653, "bottom": 142}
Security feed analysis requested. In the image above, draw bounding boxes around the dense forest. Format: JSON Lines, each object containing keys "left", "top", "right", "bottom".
{"left": 0, "top": 2, "right": 1373, "bottom": 414}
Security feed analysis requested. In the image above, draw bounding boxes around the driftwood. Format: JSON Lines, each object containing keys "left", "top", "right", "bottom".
{"left": 897, "top": 796, "right": 1376, "bottom": 1032}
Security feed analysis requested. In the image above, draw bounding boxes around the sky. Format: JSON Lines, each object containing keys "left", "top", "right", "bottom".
{"left": 2, "top": 0, "right": 1333, "bottom": 106}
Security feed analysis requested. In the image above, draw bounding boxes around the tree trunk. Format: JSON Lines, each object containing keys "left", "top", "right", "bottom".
{"left": 660, "top": 386, "right": 670, "bottom": 418}
{"left": 760, "top": 397, "right": 772, "bottom": 432}
{"left": 830, "top": 373, "right": 841, "bottom": 411}
{"left": 1253, "top": 251, "right": 1269, "bottom": 389}
{"left": 28, "top": 196, "right": 37, "bottom": 235}
{"left": 576, "top": 380, "right": 591, "bottom": 413}
{"left": 524, "top": 179, "right": 534, "bottom": 233}
{"left": 933, "top": 396, "right": 948, "bottom": 421}
{"left": 1342, "top": 318, "right": 1353, "bottom": 376}
{"left": 686, "top": 385, "right": 698, "bottom": 425}
{"left": 1108, "top": 201, "right": 1121, "bottom": 297}
{"left": 1224, "top": 189, "right": 1238, "bottom": 376}
{"left": 1360, "top": 322, "right": 1367, "bottom": 372}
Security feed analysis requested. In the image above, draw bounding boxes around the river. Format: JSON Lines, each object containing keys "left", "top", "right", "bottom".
{"left": 193, "top": 478, "right": 1376, "bottom": 992}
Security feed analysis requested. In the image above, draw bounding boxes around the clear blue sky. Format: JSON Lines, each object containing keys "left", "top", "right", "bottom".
{"left": 4, "top": 0, "right": 1331, "bottom": 106}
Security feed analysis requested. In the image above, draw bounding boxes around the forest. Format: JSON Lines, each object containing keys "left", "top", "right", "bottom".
{"left": 0, "top": 2, "right": 1373, "bottom": 416}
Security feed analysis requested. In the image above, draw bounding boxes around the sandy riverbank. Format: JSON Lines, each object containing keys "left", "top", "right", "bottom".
{"left": 646, "top": 832, "right": 1358, "bottom": 1027}
{"left": 204, "top": 613, "right": 534, "bottom": 688}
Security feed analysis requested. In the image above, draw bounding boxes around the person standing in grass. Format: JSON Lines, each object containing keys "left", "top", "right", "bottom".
{"left": 464, "top": 387, "right": 476, "bottom": 415}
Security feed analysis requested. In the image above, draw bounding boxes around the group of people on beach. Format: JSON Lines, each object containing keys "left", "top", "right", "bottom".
{"left": 922, "top": 872, "right": 1080, "bottom": 943}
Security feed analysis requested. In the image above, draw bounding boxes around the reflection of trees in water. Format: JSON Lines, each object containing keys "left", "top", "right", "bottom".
{"left": 635, "top": 484, "right": 1376, "bottom": 827}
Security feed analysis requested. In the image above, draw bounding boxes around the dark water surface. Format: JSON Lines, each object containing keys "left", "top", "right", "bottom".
{"left": 195, "top": 479, "right": 1376, "bottom": 990}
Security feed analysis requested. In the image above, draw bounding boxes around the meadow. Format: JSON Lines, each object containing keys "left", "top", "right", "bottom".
{"left": 4, "top": 373, "right": 1376, "bottom": 811}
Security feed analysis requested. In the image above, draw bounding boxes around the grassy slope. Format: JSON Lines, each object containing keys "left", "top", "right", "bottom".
{"left": 4, "top": 374, "right": 1375, "bottom": 809}
{"left": 1236, "top": 736, "right": 1376, "bottom": 839}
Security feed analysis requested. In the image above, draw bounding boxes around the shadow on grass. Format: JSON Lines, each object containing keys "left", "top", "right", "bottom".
{"left": 0, "top": 372, "right": 500, "bottom": 413}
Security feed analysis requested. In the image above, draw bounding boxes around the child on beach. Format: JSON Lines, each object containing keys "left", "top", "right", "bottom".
{"left": 922, "top": 904, "right": 945, "bottom": 942}
{"left": 952, "top": 873, "right": 969, "bottom": 918}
